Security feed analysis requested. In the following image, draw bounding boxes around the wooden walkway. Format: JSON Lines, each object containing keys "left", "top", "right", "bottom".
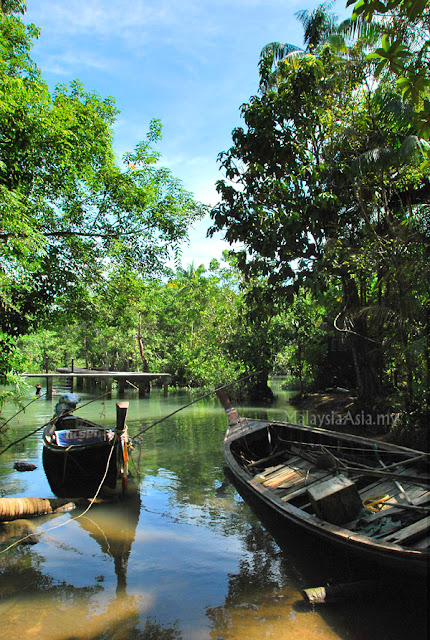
{"left": 23, "top": 367, "right": 171, "bottom": 398}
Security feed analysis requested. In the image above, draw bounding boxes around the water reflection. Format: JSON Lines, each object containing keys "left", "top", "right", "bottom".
{"left": 0, "top": 495, "right": 184, "bottom": 640}
{"left": 0, "top": 384, "right": 428, "bottom": 639}
{"left": 211, "top": 476, "right": 429, "bottom": 640}
{"left": 206, "top": 521, "right": 342, "bottom": 640}
{"left": 76, "top": 496, "right": 141, "bottom": 596}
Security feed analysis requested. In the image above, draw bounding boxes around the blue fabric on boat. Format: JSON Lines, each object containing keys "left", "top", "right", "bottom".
{"left": 55, "top": 429, "right": 113, "bottom": 446}
{"left": 55, "top": 393, "right": 82, "bottom": 416}
{"left": 60, "top": 393, "right": 81, "bottom": 404}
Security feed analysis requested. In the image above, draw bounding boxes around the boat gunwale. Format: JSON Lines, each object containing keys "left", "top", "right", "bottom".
{"left": 224, "top": 416, "right": 427, "bottom": 457}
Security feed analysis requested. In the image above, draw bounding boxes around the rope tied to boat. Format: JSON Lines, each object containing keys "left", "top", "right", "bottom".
{"left": 131, "top": 371, "right": 262, "bottom": 444}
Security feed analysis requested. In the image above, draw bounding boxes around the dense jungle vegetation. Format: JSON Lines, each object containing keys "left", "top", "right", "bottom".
{"left": 1, "top": 1, "right": 429, "bottom": 446}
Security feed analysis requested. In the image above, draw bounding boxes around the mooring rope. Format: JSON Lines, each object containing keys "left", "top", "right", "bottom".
{"left": 1, "top": 371, "right": 263, "bottom": 549}
{"left": 0, "top": 392, "right": 47, "bottom": 432}
{"left": 131, "top": 370, "right": 262, "bottom": 443}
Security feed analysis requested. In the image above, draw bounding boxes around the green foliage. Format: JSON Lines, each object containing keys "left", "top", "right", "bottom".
{"left": 0, "top": 330, "right": 27, "bottom": 410}
{"left": 272, "top": 291, "right": 327, "bottom": 395}
{"left": 211, "top": 10, "right": 429, "bottom": 407}
{"left": 0, "top": 4, "right": 206, "bottom": 351}
{"left": 13, "top": 263, "right": 247, "bottom": 391}
{"left": 0, "top": 3, "right": 206, "bottom": 392}
{"left": 346, "top": 0, "right": 430, "bottom": 138}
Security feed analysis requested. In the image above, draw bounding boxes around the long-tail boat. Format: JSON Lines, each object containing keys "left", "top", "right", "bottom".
{"left": 42, "top": 395, "right": 133, "bottom": 499}
{"left": 217, "top": 389, "right": 429, "bottom": 575}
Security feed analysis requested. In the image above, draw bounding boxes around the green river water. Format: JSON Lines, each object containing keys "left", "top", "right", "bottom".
{"left": 0, "top": 380, "right": 427, "bottom": 640}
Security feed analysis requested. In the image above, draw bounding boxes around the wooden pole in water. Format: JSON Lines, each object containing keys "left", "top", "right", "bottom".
{"left": 302, "top": 580, "right": 380, "bottom": 604}
{"left": 116, "top": 402, "right": 129, "bottom": 495}
{"left": 116, "top": 402, "right": 128, "bottom": 431}
{"left": 46, "top": 376, "right": 52, "bottom": 400}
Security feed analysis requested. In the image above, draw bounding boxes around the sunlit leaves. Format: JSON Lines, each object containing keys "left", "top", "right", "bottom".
{"left": 0, "top": 4, "right": 206, "bottom": 345}
{"left": 347, "top": 0, "right": 428, "bottom": 22}
{"left": 347, "top": 0, "right": 430, "bottom": 139}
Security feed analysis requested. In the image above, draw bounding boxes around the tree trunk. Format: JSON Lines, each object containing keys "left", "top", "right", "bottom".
{"left": 137, "top": 313, "right": 150, "bottom": 393}
{"left": 341, "top": 274, "right": 381, "bottom": 401}
{"left": 247, "top": 370, "right": 274, "bottom": 402}
{"left": 297, "top": 340, "right": 304, "bottom": 397}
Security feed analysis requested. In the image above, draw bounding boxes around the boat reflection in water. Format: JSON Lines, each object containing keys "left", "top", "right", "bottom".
{"left": 75, "top": 493, "right": 141, "bottom": 596}
{"left": 0, "top": 490, "right": 186, "bottom": 640}
{"left": 0, "top": 494, "right": 140, "bottom": 637}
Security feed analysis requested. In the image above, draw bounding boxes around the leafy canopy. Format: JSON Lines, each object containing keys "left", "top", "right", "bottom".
{"left": 0, "top": 3, "right": 206, "bottom": 336}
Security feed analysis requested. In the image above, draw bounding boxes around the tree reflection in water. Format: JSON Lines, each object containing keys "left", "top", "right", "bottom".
{"left": 0, "top": 498, "right": 182, "bottom": 640}
{"left": 206, "top": 521, "right": 343, "bottom": 640}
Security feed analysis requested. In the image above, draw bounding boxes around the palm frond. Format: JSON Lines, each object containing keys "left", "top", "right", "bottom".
{"left": 296, "top": 1, "right": 338, "bottom": 49}
{"left": 399, "top": 135, "right": 425, "bottom": 159}
{"left": 326, "top": 33, "right": 348, "bottom": 53}
{"left": 260, "top": 42, "right": 302, "bottom": 62}
{"left": 338, "top": 17, "right": 382, "bottom": 46}
{"left": 383, "top": 98, "right": 414, "bottom": 119}
{"left": 358, "top": 146, "right": 394, "bottom": 168}
{"left": 283, "top": 50, "right": 307, "bottom": 68}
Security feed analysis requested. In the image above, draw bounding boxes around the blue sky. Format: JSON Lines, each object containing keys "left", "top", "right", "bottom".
{"left": 24, "top": 0, "right": 351, "bottom": 268}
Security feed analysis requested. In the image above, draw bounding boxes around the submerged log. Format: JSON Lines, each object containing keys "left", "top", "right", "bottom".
{"left": 302, "top": 580, "right": 380, "bottom": 604}
{"left": 0, "top": 497, "right": 77, "bottom": 522}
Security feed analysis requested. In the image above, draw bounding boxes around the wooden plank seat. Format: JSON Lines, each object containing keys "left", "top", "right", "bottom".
{"left": 261, "top": 458, "right": 312, "bottom": 489}
{"left": 252, "top": 456, "right": 302, "bottom": 481}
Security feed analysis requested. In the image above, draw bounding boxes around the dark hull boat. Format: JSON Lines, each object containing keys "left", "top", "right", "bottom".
{"left": 217, "top": 390, "right": 429, "bottom": 576}
{"left": 43, "top": 399, "right": 132, "bottom": 499}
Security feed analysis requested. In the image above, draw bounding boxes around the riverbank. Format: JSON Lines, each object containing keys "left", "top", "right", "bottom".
{"left": 289, "top": 390, "right": 429, "bottom": 451}
{"left": 289, "top": 388, "right": 358, "bottom": 417}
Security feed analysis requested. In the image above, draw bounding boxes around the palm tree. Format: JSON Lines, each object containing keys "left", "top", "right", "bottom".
{"left": 297, "top": 0, "right": 339, "bottom": 50}
{"left": 259, "top": 1, "right": 381, "bottom": 92}
{"left": 259, "top": 1, "right": 338, "bottom": 91}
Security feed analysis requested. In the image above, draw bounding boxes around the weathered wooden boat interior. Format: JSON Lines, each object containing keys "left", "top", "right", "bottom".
{"left": 229, "top": 421, "right": 429, "bottom": 552}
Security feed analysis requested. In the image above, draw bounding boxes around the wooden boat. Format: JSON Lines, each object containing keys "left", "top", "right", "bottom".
{"left": 42, "top": 397, "right": 133, "bottom": 499}
{"left": 217, "top": 390, "right": 429, "bottom": 576}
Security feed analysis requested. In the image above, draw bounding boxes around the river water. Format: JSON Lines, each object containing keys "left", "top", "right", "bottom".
{"left": 0, "top": 381, "right": 427, "bottom": 640}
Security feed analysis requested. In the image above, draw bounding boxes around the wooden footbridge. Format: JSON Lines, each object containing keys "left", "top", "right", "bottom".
{"left": 24, "top": 365, "right": 171, "bottom": 398}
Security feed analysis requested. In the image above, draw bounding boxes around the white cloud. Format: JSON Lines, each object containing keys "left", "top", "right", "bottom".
{"left": 27, "top": 0, "right": 221, "bottom": 54}
{"left": 40, "top": 49, "right": 118, "bottom": 75}
{"left": 26, "top": 0, "right": 316, "bottom": 61}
